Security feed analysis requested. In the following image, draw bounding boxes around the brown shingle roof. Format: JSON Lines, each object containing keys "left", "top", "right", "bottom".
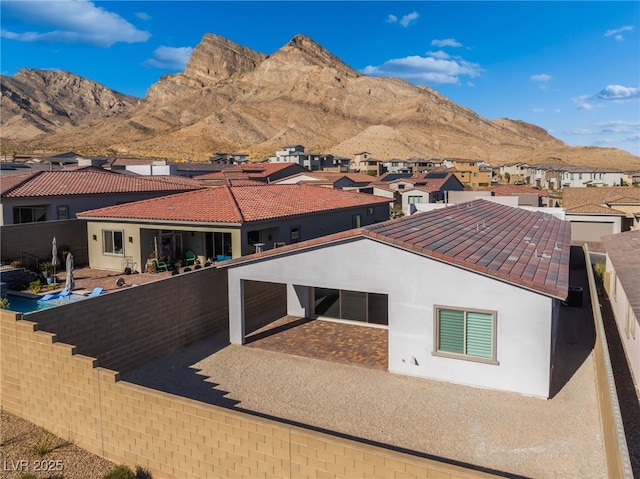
{"left": 602, "top": 230, "right": 640, "bottom": 320}
{"left": 77, "top": 184, "right": 392, "bottom": 224}
{"left": 1, "top": 170, "right": 203, "bottom": 197}
{"left": 222, "top": 200, "right": 571, "bottom": 299}
{"left": 563, "top": 187, "right": 640, "bottom": 209}
{"left": 564, "top": 204, "right": 626, "bottom": 215}
{"left": 483, "top": 184, "right": 550, "bottom": 197}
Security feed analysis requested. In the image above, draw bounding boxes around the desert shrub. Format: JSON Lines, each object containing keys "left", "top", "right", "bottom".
{"left": 32, "top": 432, "right": 55, "bottom": 456}
{"left": 593, "top": 259, "right": 606, "bottom": 284}
{"left": 102, "top": 464, "right": 136, "bottom": 479}
{"left": 17, "top": 473, "right": 37, "bottom": 479}
{"left": 0, "top": 298, "right": 9, "bottom": 309}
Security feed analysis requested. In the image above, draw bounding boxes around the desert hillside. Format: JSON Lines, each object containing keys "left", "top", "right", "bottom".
{"left": 1, "top": 34, "right": 638, "bottom": 169}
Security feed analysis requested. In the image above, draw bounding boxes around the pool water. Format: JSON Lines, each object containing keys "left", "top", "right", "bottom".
{"left": 5, "top": 293, "right": 88, "bottom": 314}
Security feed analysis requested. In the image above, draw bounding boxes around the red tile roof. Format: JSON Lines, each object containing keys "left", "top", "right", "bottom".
{"left": 222, "top": 200, "right": 571, "bottom": 299}
{"left": 1, "top": 170, "right": 203, "bottom": 197}
{"left": 0, "top": 171, "right": 39, "bottom": 195}
{"left": 77, "top": 184, "right": 392, "bottom": 223}
{"left": 602, "top": 230, "right": 640, "bottom": 320}
{"left": 197, "top": 163, "right": 302, "bottom": 180}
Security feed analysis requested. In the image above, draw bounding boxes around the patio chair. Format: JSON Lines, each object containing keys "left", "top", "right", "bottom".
{"left": 88, "top": 287, "right": 103, "bottom": 297}
{"left": 185, "top": 250, "right": 196, "bottom": 265}
{"left": 153, "top": 258, "right": 169, "bottom": 272}
{"left": 58, "top": 289, "right": 71, "bottom": 298}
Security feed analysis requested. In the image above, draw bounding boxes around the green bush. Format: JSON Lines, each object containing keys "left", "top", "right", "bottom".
{"left": 0, "top": 298, "right": 9, "bottom": 309}
{"left": 29, "top": 279, "right": 42, "bottom": 294}
{"left": 103, "top": 464, "right": 136, "bottom": 479}
{"left": 17, "top": 473, "right": 37, "bottom": 479}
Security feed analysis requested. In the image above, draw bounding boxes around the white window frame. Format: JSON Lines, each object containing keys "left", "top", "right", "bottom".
{"left": 103, "top": 229, "right": 124, "bottom": 256}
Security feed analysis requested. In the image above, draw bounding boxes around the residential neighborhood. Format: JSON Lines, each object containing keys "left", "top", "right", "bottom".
{"left": 1, "top": 146, "right": 638, "bottom": 479}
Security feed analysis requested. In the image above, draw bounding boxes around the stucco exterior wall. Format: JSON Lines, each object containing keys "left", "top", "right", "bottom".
{"left": 87, "top": 221, "right": 242, "bottom": 272}
{"left": 227, "top": 238, "right": 554, "bottom": 398}
{"left": 1, "top": 192, "right": 187, "bottom": 226}
{"left": 605, "top": 255, "right": 640, "bottom": 387}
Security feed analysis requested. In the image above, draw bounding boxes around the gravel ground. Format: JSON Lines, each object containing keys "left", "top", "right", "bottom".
{"left": 0, "top": 410, "right": 115, "bottom": 479}
{"left": 123, "top": 328, "right": 606, "bottom": 479}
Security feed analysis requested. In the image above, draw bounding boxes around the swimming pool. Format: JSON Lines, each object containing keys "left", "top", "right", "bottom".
{"left": 5, "top": 293, "right": 88, "bottom": 314}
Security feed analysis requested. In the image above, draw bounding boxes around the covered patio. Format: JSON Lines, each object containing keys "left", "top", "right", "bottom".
{"left": 245, "top": 315, "right": 388, "bottom": 370}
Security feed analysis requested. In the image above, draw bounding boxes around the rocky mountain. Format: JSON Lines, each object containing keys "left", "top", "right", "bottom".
{"left": 1, "top": 34, "right": 638, "bottom": 168}
{"left": 1, "top": 69, "right": 138, "bottom": 140}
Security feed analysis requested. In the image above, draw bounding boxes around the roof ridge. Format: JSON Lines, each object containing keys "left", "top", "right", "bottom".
{"left": 0, "top": 170, "right": 42, "bottom": 196}
{"left": 226, "top": 185, "right": 247, "bottom": 222}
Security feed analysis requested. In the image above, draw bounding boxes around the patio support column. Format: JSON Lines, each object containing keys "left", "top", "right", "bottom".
{"left": 287, "top": 284, "right": 311, "bottom": 318}
{"left": 229, "top": 277, "right": 246, "bottom": 344}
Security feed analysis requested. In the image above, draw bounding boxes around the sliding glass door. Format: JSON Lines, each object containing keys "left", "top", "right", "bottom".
{"left": 313, "top": 287, "right": 388, "bottom": 326}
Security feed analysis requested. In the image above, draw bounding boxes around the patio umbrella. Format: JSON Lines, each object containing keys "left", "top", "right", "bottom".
{"left": 51, "top": 237, "right": 60, "bottom": 284}
{"left": 64, "top": 252, "right": 74, "bottom": 292}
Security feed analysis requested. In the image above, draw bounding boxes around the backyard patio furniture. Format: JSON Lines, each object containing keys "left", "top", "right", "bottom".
{"left": 185, "top": 250, "right": 196, "bottom": 265}
{"left": 153, "top": 258, "right": 169, "bottom": 272}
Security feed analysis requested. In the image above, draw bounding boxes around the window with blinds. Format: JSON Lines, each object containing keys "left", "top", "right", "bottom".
{"left": 435, "top": 307, "right": 496, "bottom": 362}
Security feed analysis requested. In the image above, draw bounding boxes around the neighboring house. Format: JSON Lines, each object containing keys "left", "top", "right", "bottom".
{"left": 442, "top": 158, "right": 492, "bottom": 189}
{"left": 272, "top": 171, "right": 375, "bottom": 189}
{"left": 0, "top": 170, "right": 203, "bottom": 226}
{"left": 406, "top": 157, "right": 443, "bottom": 173}
{"left": 622, "top": 170, "right": 640, "bottom": 186}
{"left": 601, "top": 230, "right": 640, "bottom": 389}
{"left": 267, "top": 145, "right": 321, "bottom": 170}
{"left": 76, "top": 185, "right": 391, "bottom": 272}
{"left": 563, "top": 187, "right": 640, "bottom": 245}
{"left": 498, "top": 162, "right": 528, "bottom": 184}
{"left": 222, "top": 199, "right": 570, "bottom": 398}
{"left": 557, "top": 166, "right": 624, "bottom": 188}
{"left": 399, "top": 173, "right": 465, "bottom": 213}
{"left": 352, "top": 152, "right": 383, "bottom": 175}
{"left": 381, "top": 159, "right": 411, "bottom": 174}
{"left": 208, "top": 152, "right": 250, "bottom": 165}
{"left": 197, "top": 163, "right": 309, "bottom": 185}
{"left": 481, "top": 184, "right": 551, "bottom": 207}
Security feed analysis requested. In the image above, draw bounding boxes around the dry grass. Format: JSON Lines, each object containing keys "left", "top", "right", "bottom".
{"left": 0, "top": 410, "right": 115, "bottom": 479}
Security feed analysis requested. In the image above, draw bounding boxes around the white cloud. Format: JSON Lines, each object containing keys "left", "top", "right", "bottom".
{"left": 531, "top": 74, "right": 551, "bottom": 82}
{"left": 595, "top": 120, "right": 640, "bottom": 135}
{"left": 554, "top": 108, "right": 561, "bottom": 113}
{"left": 532, "top": 108, "right": 544, "bottom": 113}
{"left": 596, "top": 85, "right": 640, "bottom": 101}
{"left": 431, "top": 38, "right": 462, "bottom": 48}
{"left": 573, "top": 96, "right": 594, "bottom": 110}
{"left": 426, "top": 50, "right": 450, "bottom": 60}
{"left": 135, "top": 12, "right": 151, "bottom": 21}
{"left": 0, "top": 0, "right": 149, "bottom": 47}
{"left": 386, "top": 11, "right": 419, "bottom": 28}
{"left": 604, "top": 25, "right": 634, "bottom": 40}
{"left": 362, "top": 52, "right": 483, "bottom": 85}
{"left": 399, "top": 12, "right": 419, "bottom": 28}
{"left": 143, "top": 46, "right": 193, "bottom": 70}
{"left": 573, "top": 84, "right": 640, "bottom": 110}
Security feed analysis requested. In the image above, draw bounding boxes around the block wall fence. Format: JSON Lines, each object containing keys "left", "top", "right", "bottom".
{"left": 1, "top": 267, "right": 503, "bottom": 479}
{"left": 1, "top": 220, "right": 89, "bottom": 266}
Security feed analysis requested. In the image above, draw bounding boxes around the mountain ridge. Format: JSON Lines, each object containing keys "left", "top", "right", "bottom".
{"left": 1, "top": 34, "right": 637, "bottom": 169}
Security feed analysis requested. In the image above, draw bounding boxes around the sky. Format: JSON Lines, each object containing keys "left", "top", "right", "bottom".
{"left": 1, "top": 1, "right": 639, "bottom": 157}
